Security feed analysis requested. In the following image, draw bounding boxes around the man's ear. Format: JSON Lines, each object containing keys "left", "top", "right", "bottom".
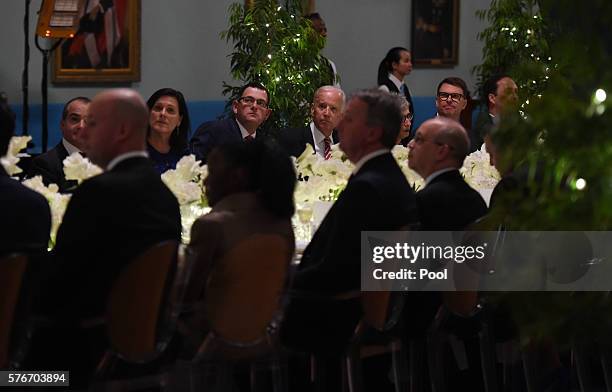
{"left": 263, "top": 107, "right": 272, "bottom": 121}
{"left": 488, "top": 93, "right": 496, "bottom": 108}
{"left": 232, "top": 100, "right": 239, "bottom": 115}
{"left": 367, "top": 125, "right": 384, "bottom": 144}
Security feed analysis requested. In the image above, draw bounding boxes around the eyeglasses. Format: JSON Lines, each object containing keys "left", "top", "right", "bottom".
{"left": 403, "top": 113, "right": 414, "bottom": 122}
{"left": 437, "top": 92, "right": 464, "bottom": 103}
{"left": 238, "top": 96, "right": 269, "bottom": 109}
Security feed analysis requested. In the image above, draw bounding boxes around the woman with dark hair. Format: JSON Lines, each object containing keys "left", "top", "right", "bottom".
{"left": 179, "top": 140, "right": 296, "bottom": 355}
{"left": 378, "top": 47, "right": 415, "bottom": 137}
{"left": 146, "top": 88, "right": 191, "bottom": 173}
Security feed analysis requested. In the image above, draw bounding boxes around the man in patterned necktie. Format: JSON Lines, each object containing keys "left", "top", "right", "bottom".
{"left": 276, "top": 85, "right": 345, "bottom": 159}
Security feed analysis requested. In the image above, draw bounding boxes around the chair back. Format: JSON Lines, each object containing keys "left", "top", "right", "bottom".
{"left": 205, "top": 234, "right": 291, "bottom": 344}
{"left": 361, "top": 290, "right": 405, "bottom": 332}
{"left": 0, "top": 254, "right": 27, "bottom": 368}
{"left": 106, "top": 241, "right": 178, "bottom": 363}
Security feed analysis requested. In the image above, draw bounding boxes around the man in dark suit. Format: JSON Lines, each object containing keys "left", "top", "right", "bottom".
{"left": 29, "top": 96, "right": 90, "bottom": 192}
{"left": 276, "top": 85, "right": 344, "bottom": 158}
{"left": 305, "top": 12, "right": 340, "bottom": 87}
{"left": 29, "top": 89, "right": 181, "bottom": 386}
{"left": 408, "top": 117, "right": 487, "bottom": 390}
{"left": 471, "top": 74, "right": 519, "bottom": 153}
{"left": 0, "top": 99, "right": 51, "bottom": 256}
{"left": 281, "top": 89, "right": 418, "bottom": 359}
{"left": 408, "top": 117, "right": 487, "bottom": 230}
{"left": 190, "top": 83, "right": 272, "bottom": 163}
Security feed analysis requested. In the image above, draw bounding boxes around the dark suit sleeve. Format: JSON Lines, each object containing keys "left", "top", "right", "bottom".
{"left": 276, "top": 127, "right": 315, "bottom": 158}
{"left": 29, "top": 155, "right": 62, "bottom": 187}
{"left": 293, "top": 181, "right": 384, "bottom": 292}
{"left": 189, "top": 121, "right": 217, "bottom": 163}
{"left": 34, "top": 180, "right": 110, "bottom": 318}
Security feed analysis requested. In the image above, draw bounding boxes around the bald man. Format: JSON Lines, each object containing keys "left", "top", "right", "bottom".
{"left": 29, "top": 89, "right": 181, "bottom": 386}
{"left": 408, "top": 117, "right": 487, "bottom": 229}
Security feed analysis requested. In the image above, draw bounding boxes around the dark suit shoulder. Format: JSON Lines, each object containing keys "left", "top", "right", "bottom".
{"left": 276, "top": 126, "right": 313, "bottom": 157}
{"left": 0, "top": 175, "right": 51, "bottom": 253}
{"left": 190, "top": 117, "right": 241, "bottom": 163}
{"left": 350, "top": 154, "right": 418, "bottom": 222}
{"left": 30, "top": 143, "right": 66, "bottom": 179}
{"left": 417, "top": 170, "right": 487, "bottom": 230}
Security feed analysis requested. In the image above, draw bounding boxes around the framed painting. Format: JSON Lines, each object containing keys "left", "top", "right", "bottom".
{"left": 52, "top": 0, "right": 141, "bottom": 83}
{"left": 411, "top": 0, "right": 460, "bottom": 68}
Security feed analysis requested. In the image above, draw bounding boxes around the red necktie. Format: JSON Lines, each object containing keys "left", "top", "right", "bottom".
{"left": 323, "top": 137, "right": 332, "bottom": 160}
{"left": 244, "top": 135, "right": 254, "bottom": 142}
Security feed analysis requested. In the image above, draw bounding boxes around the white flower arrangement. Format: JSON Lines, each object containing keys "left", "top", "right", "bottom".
{"left": 293, "top": 144, "right": 353, "bottom": 204}
{"left": 391, "top": 145, "right": 426, "bottom": 190}
{"left": 161, "top": 155, "right": 207, "bottom": 205}
{"left": 63, "top": 152, "right": 102, "bottom": 183}
{"left": 460, "top": 144, "right": 501, "bottom": 190}
{"left": 160, "top": 155, "right": 210, "bottom": 242}
{"left": 22, "top": 176, "right": 71, "bottom": 246}
{"left": 1, "top": 135, "right": 31, "bottom": 176}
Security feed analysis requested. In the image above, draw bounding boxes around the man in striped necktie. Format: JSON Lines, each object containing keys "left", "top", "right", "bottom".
{"left": 276, "top": 86, "right": 345, "bottom": 159}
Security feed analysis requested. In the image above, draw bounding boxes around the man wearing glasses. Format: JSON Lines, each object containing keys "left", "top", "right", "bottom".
{"left": 435, "top": 76, "right": 469, "bottom": 124}
{"left": 190, "top": 82, "right": 272, "bottom": 163}
{"left": 408, "top": 116, "right": 487, "bottom": 230}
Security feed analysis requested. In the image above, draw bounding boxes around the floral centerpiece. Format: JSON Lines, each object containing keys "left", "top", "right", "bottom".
{"left": 63, "top": 152, "right": 102, "bottom": 183}
{"left": 22, "top": 177, "right": 71, "bottom": 246}
{"left": 293, "top": 144, "right": 352, "bottom": 204}
{"left": 391, "top": 145, "right": 425, "bottom": 190}
{"left": 291, "top": 143, "right": 500, "bottom": 242}
{"left": 22, "top": 152, "right": 103, "bottom": 246}
{"left": 460, "top": 144, "right": 501, "bottom": 190}
{"left": 1, "top": 135, "right": 31, "bottom": 176}
{"left": 160, "top": 155, "right": 209, "bottom": 242}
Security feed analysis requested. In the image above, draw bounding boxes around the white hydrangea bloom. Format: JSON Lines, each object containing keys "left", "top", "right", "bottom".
{"left": 460, "top": 146, "right": 501, "bottom": 190}
{"left": 1, "top": 136, "right": 31, "bottom": 176}
{"left": 63, "top": 152, "right": 102, "bottom": 183}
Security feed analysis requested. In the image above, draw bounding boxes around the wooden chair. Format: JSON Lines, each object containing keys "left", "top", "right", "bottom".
{"left": 305, "top": 290, "right": 409, "bottom": 392}
{"left": 175, "top": 233, "right": 292, "bottom": 392}
{"left": 346, "top": 291, "right": 409, "bottom": 392}
{"left": 0, "top": 253, "right": 28, "bottom": 369}
{"left": 90, "top": 240, "right": 182, "bottom": 391}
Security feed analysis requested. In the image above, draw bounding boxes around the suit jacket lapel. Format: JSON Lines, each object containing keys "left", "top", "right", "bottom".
{"left": 305, "top": 126, "right": 315, "bottom": 151}
{"left": 230, "top": 117, "right": 243, "bottom": 141}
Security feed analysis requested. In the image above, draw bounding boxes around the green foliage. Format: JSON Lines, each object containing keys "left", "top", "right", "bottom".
{"left": 475, "top": 0, "right": 612, "bottom": 344}
{"left": 475, "top": 0, "right": 612, "bottom": 230}
{"left": 221, "top": 0, "right": 333, "bottom": 131}
{"left": 473, "top": 0, "right": 551, "bottom": 104}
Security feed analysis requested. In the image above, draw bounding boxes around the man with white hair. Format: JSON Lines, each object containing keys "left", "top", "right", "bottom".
{"left": 277, "top": 85, "right": 345, "bottom": 158}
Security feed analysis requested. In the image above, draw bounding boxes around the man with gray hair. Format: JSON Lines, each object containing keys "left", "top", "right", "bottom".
{"left": 281, "top": 89, "right": 418, "bottom": 383}
{"left": 408, "top": 117, "right": 487, "bottom": 229}
{"left": 277, "top": 85, "right": 345, "bottom": 158}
